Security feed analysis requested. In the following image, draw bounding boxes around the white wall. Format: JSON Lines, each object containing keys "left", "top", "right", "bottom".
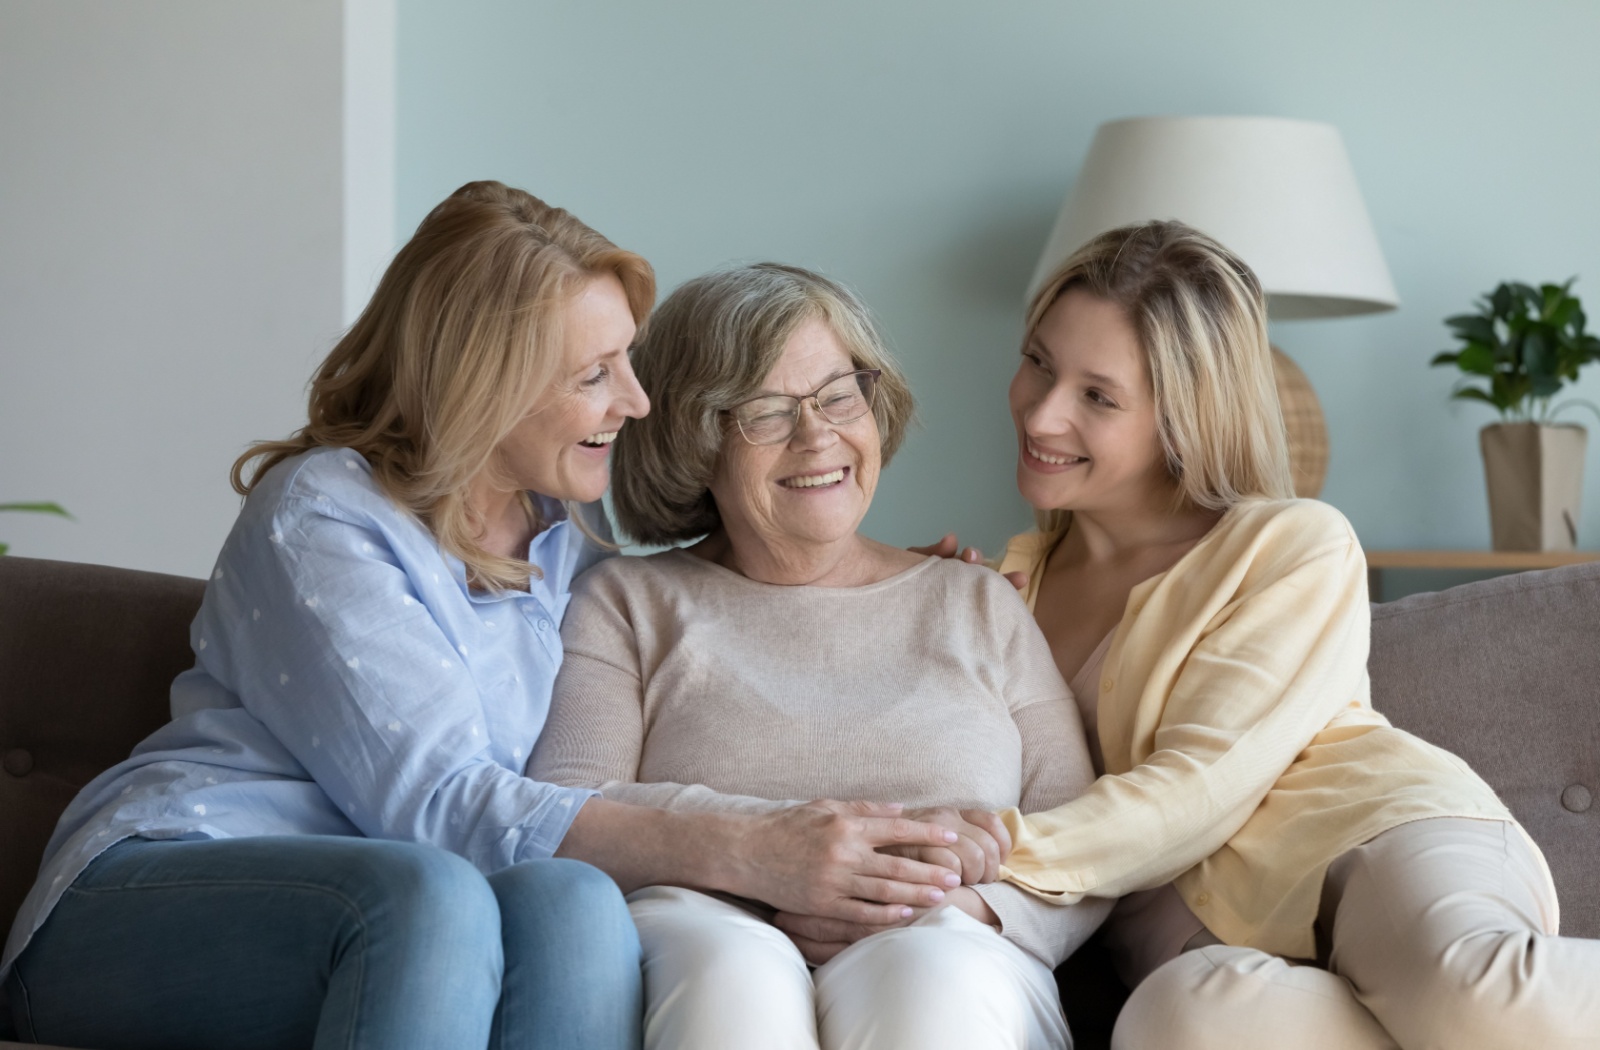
{"left": 0, "top": 0, "right": 394, "bottom": 577}
{"left": 343, "top": 0, "right": 397, "bottom": 324}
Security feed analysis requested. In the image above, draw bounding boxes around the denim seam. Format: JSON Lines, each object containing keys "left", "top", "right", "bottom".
{"left": 68, "top": 877, "right": 369, "bottom": 908}
{"left": 8, "top": 963, "right": 37, "bottom": 1043}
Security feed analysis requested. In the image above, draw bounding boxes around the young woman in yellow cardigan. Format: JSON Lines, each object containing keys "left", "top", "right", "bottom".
{"left": 987, "top": 220, "right": 1599, "bottom": 1048}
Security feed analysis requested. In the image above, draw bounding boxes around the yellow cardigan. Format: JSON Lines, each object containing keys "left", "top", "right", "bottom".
{"left": 996, "top": 498, "right": 1516, "bottom": 959}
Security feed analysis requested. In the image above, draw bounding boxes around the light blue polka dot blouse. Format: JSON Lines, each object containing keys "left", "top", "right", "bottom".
{"left": 4, "top": 447, "right": 607, "bottom": 974}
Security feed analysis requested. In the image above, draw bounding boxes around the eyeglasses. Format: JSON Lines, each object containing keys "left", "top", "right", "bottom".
{"left": 726, "top": 369, "right": 882, "bottom": 446}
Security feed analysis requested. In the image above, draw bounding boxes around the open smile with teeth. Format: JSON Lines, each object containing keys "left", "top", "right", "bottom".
{"left": 1027, "top": 441, "right": 1087, "bottom": 466}
{"left": 780, "top": 468, "right": 847, "bottom": 489}
{"left": 579, "top": 431, "right": 618, "bottom": 448}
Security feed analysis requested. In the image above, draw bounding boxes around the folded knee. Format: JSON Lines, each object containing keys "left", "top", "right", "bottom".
{"left": 816, "top": 920, "right": 1060, "bottom": 1047}
{"left": 1113, "top": 950, "right": 1250, "bottom": 1050}
{"left": 493, "top": 857, "right": 626, "bottom": 920}
{"left": 1382, "top": 931, "right": 1581, "bottom": 1050}
{"left": 493, "top": 858, "right": 635, "bottom": 963}
{"left": 343, "top": 841, "right": 499, "bottom": 947}
{"left": 832, "top": 925, "right": 1001, "bottom": 989}
{"left": 671, "top": 928, "right": 801, "bottom": 988}
{"left": 1114, "top": 947, "right": 1389, "bottom": 1050}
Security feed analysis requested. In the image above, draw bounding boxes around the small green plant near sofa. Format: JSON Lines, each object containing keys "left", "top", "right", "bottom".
{"left": 1431, "top": 278, "right": 1600, "bottom": 421}
{"left": 1430, "top": 279, "right": 1600, "bottom": 551}
{"left": 0, "top": 502, "right": 72, "bottom": 556}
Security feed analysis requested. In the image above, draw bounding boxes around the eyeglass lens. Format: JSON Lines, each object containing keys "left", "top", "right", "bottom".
{"left": 733, "top": 371, "right": 879, "bottom": 445}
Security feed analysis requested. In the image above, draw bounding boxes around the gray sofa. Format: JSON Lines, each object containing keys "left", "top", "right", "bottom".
{"left": 2, "top": 554, "right": 1597, "bottom": 1049}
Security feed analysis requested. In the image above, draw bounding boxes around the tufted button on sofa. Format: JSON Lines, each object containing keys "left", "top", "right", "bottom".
{"left": 1, "top": 752, "right": 32, "bottom": 779}
{"left": 2, "top": 555, "right": 1598, "bottom": 1050}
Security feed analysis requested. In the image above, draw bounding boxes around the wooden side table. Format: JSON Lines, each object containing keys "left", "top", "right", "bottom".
{"left": 1365, "top": 550, "right": 1600, "bottom": 601}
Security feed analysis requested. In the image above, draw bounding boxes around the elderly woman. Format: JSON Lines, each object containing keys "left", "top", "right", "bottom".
{"left": 2, "top": 186, "right": 963, "bottom": 1050}
{"left": 529, "top": 263, "right": 1111, "bottom": 1050}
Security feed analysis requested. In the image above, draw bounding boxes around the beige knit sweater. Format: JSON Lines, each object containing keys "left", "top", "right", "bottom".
{"left": 528, "top": 549, "right": 1110, "bottom": 965}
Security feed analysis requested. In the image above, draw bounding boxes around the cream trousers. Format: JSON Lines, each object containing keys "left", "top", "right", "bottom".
{"left": 626, "top": 885, "right": 1070, "bottom": 1050}
{"left": 1113, "top": 817, "right": 1600, "bottom": 1050}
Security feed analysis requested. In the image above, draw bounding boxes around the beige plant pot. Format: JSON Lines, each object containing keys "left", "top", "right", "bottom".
{"left": 1480, "top": 422, "right": 1587, "bottom": 551}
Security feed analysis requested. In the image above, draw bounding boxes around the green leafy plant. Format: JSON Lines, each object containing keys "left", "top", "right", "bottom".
{"left": 0, "top": 502, "right": 73, "bottom": 556}
{"left": 1431, "top": 279, "right": 1600, "bottom": 424}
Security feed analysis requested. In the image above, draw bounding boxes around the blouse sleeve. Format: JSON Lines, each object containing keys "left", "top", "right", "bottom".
{"left": 998, "top": 532, "right": 1369, "bottom": 901}
{"left": 216, "top": 494, "right": 594, "bottom": 873}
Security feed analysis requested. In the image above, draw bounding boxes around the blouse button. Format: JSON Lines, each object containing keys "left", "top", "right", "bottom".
{"left": 1101, "top": 677, "right": 1114, "bottom": 693}
{"left": 537, "top": 619, "right": 551, "bottom": 632}
{"left": 1194, "top": 891, "right": 1210, "bottom": 907}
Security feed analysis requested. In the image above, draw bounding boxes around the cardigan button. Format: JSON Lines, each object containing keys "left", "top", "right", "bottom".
{"left": 2, "top": 748, "right": 34, "bottom": 777}
{"left": 1562, "top": 784, "right": 1593, "bottom": 813}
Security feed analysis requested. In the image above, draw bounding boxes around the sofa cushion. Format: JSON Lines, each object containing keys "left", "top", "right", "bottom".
{"left": 0, "top": 557, "right": 203, "bottom": 943}
{"left": 1370, "top": 561, "right": 1600, "bottom": 939}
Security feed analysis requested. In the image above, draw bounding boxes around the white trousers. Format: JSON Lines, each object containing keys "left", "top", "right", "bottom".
{"left": 1112, "top": 817, "right": 1600, "bottom": 1050}
{"left": 626, "top": 885, "right": 1070, "bottom": 1050}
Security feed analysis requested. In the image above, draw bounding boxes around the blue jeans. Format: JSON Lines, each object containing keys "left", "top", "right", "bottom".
{"left": 4, "top": 836, "right": 642, "bottom": 1050}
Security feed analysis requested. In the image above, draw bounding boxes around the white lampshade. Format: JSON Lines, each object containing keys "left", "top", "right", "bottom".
{"left": 1028, "top": 116, "right": 1399, "bottom": 319}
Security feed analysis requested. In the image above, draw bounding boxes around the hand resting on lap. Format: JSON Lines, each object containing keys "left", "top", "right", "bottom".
{"left": 878, "top": 805, "right": 1012, "bottom": 886}
{"left": 775, "top": 886, "right": 1003, "bottom": 966}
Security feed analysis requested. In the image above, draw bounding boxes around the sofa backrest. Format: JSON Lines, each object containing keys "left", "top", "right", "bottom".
{"left": 0, "top": 556, "right": 203, "bottom": 939}
{"left": 1370, "top": 561, "right": 1600, "bottom": 939}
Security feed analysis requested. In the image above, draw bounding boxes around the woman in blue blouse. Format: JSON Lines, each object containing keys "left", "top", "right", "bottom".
{"left": 1, "top": 182, "right": 966, "bottom": 1050}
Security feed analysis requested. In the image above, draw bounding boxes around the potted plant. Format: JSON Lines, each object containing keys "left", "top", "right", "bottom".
{"left": 0, "top": 502, "right": 72, "bottom": 556}
{"left": 1432, "top": 279, "right": 1600, "bottom": 551}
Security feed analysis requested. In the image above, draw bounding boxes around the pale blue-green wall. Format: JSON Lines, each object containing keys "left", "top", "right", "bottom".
{"left": 397, "top": 0, "right": 1600, "bottom": 561}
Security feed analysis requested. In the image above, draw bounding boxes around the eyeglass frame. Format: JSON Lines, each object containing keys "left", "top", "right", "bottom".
{"left": 723, "top": 368, "right": 884, "bottom": 446}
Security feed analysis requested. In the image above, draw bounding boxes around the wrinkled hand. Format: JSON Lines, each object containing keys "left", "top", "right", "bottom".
{"left": 884, "top": 807, "right": 1012, "bottom": 885}
{"left": 774, "top": 887, "right": 1001, "bottom": 966}
{"left": 774, "top": 908, "right": 912, "bottom": 966}
{"left": 909, "top": 533, "right": 1027, "bottom": 592}
{"left": 732, "top": 800, "right": 962, "bottom": 925}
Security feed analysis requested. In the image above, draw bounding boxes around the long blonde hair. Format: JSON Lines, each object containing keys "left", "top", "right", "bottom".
{"left": 1025, "top": 220, "right": 1293, "bottom": 534}
{"left": 232, "top": 180, "right": 654, "bottom": 590}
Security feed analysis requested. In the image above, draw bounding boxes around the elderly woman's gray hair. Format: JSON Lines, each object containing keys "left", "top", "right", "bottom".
{"left": 612, "top": 262, "right": 915, "bottom": 545}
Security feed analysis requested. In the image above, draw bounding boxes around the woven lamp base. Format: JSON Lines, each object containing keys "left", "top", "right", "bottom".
{"left": 1271, "top": 346, "right": 1328, "bottom": 498}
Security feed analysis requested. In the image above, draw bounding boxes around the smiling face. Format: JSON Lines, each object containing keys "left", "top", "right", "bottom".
{"left": 1009, "top": 286, "right": 1174, "bottom": 517}
{"left": 709, "top": 317, "right": 881, "bottom": 560}
{"left": 496, "top": 273, "right": 649, "bottom": 504}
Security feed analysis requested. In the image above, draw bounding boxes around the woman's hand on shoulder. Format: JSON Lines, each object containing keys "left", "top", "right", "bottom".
{"left": 908, "top": 533, "right": 986, "bottom": 564}
{"left": 909, "top": 533, "right": 1027, "bottom": 592}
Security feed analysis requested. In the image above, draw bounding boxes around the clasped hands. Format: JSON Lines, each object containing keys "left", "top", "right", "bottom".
{"left": 738, "top": 800, "right": 1013, "bottom": 966}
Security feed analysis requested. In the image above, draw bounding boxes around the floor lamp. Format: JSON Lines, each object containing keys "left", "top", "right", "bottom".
{"left": 1029, "top": 116, "right": 1399, "bottom": 497}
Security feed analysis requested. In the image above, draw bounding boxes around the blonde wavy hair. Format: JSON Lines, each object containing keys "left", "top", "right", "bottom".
{"left": 232, "top": 180, "right": 655, "bottom": 590}
{"left": 1026, "top": 220, "right": 1294, "bottom": 534}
